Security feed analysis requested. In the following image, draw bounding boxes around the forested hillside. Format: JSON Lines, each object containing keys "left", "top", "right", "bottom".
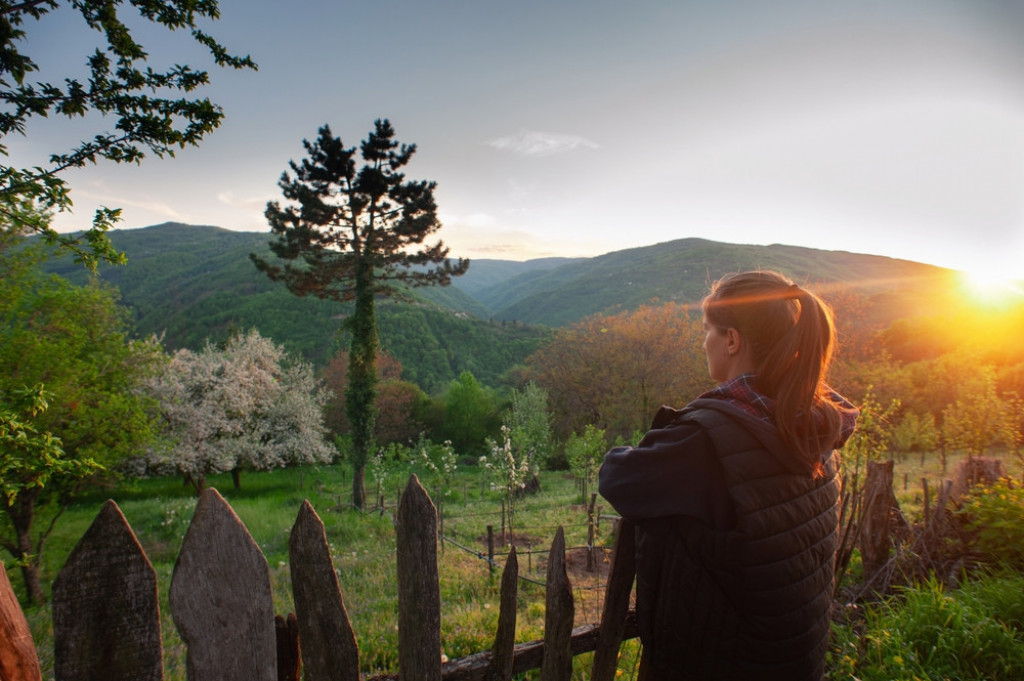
{"left": 43, "top": 222, "right": 967, "bottom": 393}
{"left": 482, "top": 238, "right": 953, "bottom": 326}
{"left": 43, "top": 223, "right": 548, "bottom": 392}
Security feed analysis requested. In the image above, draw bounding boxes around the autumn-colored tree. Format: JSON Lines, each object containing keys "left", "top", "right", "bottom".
{"left": 526, "top": 302, "right": 707, "bottom": 440}
{"left": 322, "top": 349, "right": 425, "bottom": 446}
{"left": 825, "top": 288, "right": 879, "bottom": 361}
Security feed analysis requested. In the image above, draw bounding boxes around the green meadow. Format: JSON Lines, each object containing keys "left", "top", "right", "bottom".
{"left": 12, "top": 448, "right": 1024, "bottom": 680}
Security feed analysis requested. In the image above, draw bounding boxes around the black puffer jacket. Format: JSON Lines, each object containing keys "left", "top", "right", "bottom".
{"left": 599, "top": 398, "right": 841, "bottom": 681}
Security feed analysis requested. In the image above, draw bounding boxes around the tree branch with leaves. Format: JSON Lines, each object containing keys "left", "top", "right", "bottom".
{"left": 0, "top": 0, "right": 256, "bottom": 268}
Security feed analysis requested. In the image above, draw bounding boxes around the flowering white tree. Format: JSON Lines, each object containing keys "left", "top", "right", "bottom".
{"left": 145, "top": 330, "right": 333, "bottom": 493}
{"left": 480, "top": 426, "right": 536, "bottom": 542}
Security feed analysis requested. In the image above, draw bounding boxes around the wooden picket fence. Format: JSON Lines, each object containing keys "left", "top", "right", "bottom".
{"left": 0, "top": 475, "right": 639, "bottom": 681}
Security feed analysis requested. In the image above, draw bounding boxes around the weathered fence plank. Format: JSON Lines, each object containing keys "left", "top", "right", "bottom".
{"left": 540, "top": 527, "right": 573, "bottom": 681}
{"left": 483, "top": 546, "right": 518, "bottom": 681}
{"left": 10, "top": 483, "right": 645, "bottom": 681}
{"left": 396, "top": 474, "right": 441, "bottom": 681}
{"left": 288, "top": 499, "right": 359, "bottom": 681}
{"left": 169, "top": 487, "right": 276, "bottom": 681}
{"left": 51, "top": 500, "right": 162, "bottom": 681}
{"left": 860, "top": 459, "right": 895, "bottom": 584}
{"left": 440, "top": 614, "right": 639, "bottom": 681}
{"left": 591, "top": 518, "right": 636, "bottom": 681}
{"left": 0, "top": 559, "right": 41, "bottom": 681}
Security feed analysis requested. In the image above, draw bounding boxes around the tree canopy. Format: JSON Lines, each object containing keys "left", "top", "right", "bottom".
{"left": 252, "top": 119, "right": 468, "bottom": 302}
{"left": 0, "top": 0, "right": 256, "bottom": 267}
{"left": 526, "top": 302, "right": 708, "bottom": 439}
{"left": 0, "top": 247, "right": 160, "bottom": 604}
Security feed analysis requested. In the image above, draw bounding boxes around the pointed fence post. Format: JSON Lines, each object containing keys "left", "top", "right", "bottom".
{"left": 396, "top": 474, "right": 441, "bottom": 681}
{"left": 289, "top": 500, "right": 360, "bottom": 681}
{"left": 51, "top": 500, "right": 162, "bottom": 681}
{"left": 483, "top": 546, "right": 518, "bottom": 681}
{"left": 0, "top": 559, "right": 41, "bottom": 681}
{"left": 591, "top": 519, "right": 636, "bottom": 681}
{"left": 540, "top": 526, "right": 573, "bottom": 681}
{"left": 170, "top": 488, "right": 277, "bottom": 681}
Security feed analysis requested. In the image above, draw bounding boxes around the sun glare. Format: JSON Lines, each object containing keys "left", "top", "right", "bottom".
{"left": 958, "top": 267, "right": 1024, "bottom": 307}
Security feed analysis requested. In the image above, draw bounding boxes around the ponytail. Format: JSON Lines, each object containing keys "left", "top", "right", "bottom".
{"left": 703, "top": 272, "right": 844, "bottom": 475}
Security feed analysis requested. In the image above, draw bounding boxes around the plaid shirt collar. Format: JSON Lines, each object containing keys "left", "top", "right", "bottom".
{"left": 697, "top": 374, "right": 860, "bottom": 447}
{"left": 698, "top": 373, "right": 775, "bottom": 423}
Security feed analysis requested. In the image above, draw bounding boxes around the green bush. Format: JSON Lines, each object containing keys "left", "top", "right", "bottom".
{"left": 959, "top": 479, "right": 1024, "bottom": 570}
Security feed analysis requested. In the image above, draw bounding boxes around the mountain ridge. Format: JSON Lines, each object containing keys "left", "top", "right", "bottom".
{"left": 40, "top": 222, "right": 961, "bottom": 390}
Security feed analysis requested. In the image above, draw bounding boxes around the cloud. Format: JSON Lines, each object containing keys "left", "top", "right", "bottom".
{"left": 439, "top": 212, "right": 497, "bottom": 228}
{"left": 217, "top": 191, "right": 272, "bottom": 214}
{"left": 488, "top": 130, "right": 599, "bottom": 157}
{"left": 73, "top": 188, "right": 186, "bottom": 220}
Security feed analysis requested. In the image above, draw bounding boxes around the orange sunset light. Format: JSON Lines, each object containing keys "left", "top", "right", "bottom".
{"left": 957, "top": 268, "right": 1024, "bottom": 310}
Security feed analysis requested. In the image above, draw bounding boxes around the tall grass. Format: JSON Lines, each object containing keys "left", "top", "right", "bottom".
{"left": 828, "top": 572, "right": 1024, "bottom": 680}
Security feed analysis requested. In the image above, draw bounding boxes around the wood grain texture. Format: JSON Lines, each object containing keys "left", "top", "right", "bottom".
{"left": 396, "top": 474, "right": 441, "bottom": 681}
{"left": 0, "top": 559, "right": 41, "bottom": 681}
{"left": 539, "top": 527, "right": 573, "bottom": 681}
{"left": 51, "top": 500, "right": 161, "bottom": 681}
{"left": 169, "top": 487, "right": 276, "bottom": 681}
{"left": 288, "top": 500, "right": 359, "bottom": 681}
{"left": 591, "top": 519, "right": 635, "bottom": 681}
{"left": 482, "top": 546, "right": 518, "bottom": 681}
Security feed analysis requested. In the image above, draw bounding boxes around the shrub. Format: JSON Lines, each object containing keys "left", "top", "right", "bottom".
{"left": 958, "top": 479, "right": 1024, "bottom": 570}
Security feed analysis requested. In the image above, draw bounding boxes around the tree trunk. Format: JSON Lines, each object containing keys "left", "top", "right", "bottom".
{"left": 6, "top": 492, "right": 45, "bottom": 605}
{"left": 231, "top": 467, "right": 242, "bottom": 490}
{"left": 345, "top": 257, "right": 378, "bottom": 510}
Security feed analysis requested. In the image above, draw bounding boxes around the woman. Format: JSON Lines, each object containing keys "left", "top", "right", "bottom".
{"left": 599, "top": 270, "right": 858, "bottom": 681}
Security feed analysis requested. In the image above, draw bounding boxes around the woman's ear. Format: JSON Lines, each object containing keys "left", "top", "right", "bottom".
{"left": 725, "top": 327, "right": 743, "bottom": 356}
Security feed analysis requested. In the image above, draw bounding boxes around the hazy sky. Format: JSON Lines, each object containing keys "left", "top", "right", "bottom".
{"left": 15, "top": 0, "right": 1024, "bottom": 276}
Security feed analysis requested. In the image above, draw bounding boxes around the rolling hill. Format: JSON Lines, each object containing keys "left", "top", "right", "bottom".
{"left": 42, "top": 222, "right": 959, "bottom": 391}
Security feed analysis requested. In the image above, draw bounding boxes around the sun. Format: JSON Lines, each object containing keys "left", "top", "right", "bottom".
{"left": 957, "top": 267, "right": 1024, "bottom": 307}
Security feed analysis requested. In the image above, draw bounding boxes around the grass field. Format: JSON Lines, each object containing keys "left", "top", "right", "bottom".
{"left": 15, "top": 463, "right": 628, "bottom": 679}
{"left": 8, "top": 447, "right": 1024, "bottom": 680}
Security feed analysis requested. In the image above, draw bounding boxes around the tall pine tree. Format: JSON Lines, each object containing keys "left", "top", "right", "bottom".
{"left": 252, "top": 119, "right": 468, "bottom": 508}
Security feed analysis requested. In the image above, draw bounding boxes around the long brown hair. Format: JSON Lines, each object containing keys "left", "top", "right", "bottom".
{"left": 702, "top": 270, "right": 843, "bottom": 473}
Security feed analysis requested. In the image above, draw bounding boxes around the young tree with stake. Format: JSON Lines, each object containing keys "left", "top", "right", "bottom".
{"left": 252, "top": 120, "right": 468, "bottom": 508}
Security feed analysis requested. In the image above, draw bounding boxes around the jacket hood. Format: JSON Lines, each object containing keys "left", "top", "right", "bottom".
{"left": 680, "top": 398, "right": 819, "bottom": 476}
